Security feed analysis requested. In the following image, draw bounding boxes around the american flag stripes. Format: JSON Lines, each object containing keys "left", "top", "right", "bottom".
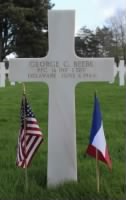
{"left": 16, "top": 95, "right": 44, "bottom": 168}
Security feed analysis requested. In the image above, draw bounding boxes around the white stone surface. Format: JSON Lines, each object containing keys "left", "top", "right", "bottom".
{"left": 109, "top": 63, "right": 118, "bottom": 84}
{"left": 114, "top": 64, "right": 118, "bottom": 78}
{"left": 9, "top": 10, "right": 114, "bottom": 187}
{"left": 5, "top": 68, "right": 15, "bottom": 86}
{"left": 10, "top": 81, "right": 15, "bottom": 86}
{"left": 118, "top": 60, "right": 126, "bottom": 86}
{"left": 0, "top": 62, "right": 5, "bottom": 87}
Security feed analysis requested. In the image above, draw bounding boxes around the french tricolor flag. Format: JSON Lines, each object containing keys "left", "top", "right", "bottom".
{"left": 86, "top": 94, "right": 112, "bottom": 169}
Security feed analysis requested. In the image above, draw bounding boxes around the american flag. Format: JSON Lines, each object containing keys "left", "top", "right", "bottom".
{"left": 16, "top": 95, "right": 44, "bottom": 168}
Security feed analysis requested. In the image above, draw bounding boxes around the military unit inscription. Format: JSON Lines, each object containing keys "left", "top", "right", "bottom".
{"left": 28, "top": 60, "right": 95, "bottom": 79}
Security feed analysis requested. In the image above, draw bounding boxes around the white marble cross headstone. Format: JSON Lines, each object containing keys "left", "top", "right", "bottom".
{"left": 118, "top": 60, "right": 126, "bottom": 86}
{"left": 114, "top": 64, "right": 118, "bottom": 77}
{"left": 5, "top": 68, "right": 16, "bottom": 86}
{"left": 109, "top": 63, "right": 118, "bottom": 84}
{"left": 9, "top": 10, "right": 114, "bottom": 187}
{"left": 0, "top": 62, "right": 5, "bottom": 87}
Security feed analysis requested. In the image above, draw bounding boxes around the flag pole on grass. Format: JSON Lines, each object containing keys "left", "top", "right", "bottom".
{"left": 95, "top": 91, "right": 100, "bottom": 193}
{"left": 16, "top": 83, "right": 44, "bottom": 193}
{"left": 86, "top": 92, "right": 112, "bottom": 193}
{"left": 96, "top": 148, "right": 100, "bottom": 193}
{"left": 22, "top": 83, "right": 28, "bottom": 193}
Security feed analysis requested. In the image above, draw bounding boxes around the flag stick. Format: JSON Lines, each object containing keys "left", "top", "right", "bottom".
{"left": 124, "top": 88, "right": 126, "bottom": 196}
{"left": 23, "top": 83, "right": 26, "bottom": 96}
{"left": 23, "top": 83, "right": 28, "bottom": 193}
{"left": 95, "top": 91, "right": 100, "bottom": 192}
{"left": 96, "top": 149, "right": 100, "bottom": 193}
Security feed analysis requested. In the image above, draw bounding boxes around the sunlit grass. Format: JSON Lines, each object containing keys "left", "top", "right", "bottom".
{"left": 0, "top": 81, "right": 125, "bottom": 199}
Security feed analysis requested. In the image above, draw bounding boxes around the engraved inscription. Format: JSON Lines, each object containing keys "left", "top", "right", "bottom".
{"left": 28, "top": 60, "right": 96, "bottom": 80}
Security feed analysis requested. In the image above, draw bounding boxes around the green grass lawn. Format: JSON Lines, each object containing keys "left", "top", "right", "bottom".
{"left": 0, "top": 81, "right": 125, "bottom": 200}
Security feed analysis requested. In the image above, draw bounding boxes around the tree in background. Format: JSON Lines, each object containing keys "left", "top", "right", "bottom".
{"left": 75, "top": 9, "right": 126, "bottom": 65}
{"left": 75, "top": 26, "right": 115, "bottom": 58}
{"left": 75, "top": 26, "right": 101, "bottom": 57}
{"left": 96, "top": 26, "right": 115, "bottom": 57}
{"left": 0, "top": 0, "right": 54, "bottom": 61}
{"left": 106, "top": 9, "right": 126, "bottom": 64}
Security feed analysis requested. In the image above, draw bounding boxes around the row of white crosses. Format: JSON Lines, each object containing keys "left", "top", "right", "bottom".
{"left": 0, "top": 62, "right": 15, "bottom": 87}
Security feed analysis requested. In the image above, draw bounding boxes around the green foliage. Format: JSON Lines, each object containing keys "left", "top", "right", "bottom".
{"left": 75, "top": 26, "right": 115, "bottom": 58}
{"left": 0, "top": 82, "right": 125, "bottom": 199}
{"left": 75, "top": 27, "right": 101, "bottom": 57}
{"left": 106, "top": 9, "right": 126, "bottom": 62}
{"left": 0, "top": 0, "right": 54, "bottom": 60}
{"left": 96, "top": 26, "right": 115, "bottom": 57}
{"left": 75, "top": 21, "right": 126, "bottom": 61}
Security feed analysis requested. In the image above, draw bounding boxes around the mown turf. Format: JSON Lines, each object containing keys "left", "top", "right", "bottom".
{"left": 0, "top": 81, "right": 125, "bottom": 200}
